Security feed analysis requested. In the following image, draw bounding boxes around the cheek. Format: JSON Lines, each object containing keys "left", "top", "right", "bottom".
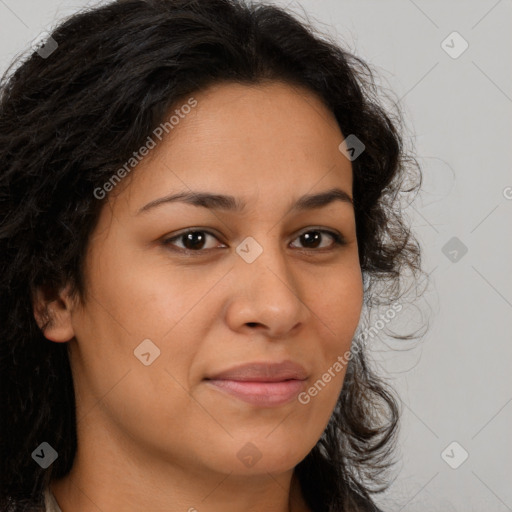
{"left": 84, "top": 240, "right": 202, "bottom": 339}
{"left": 314, "top": 266, "right": 364, "bottom": 349}
{"left": 290, "top": 267, "right": 363, "bottom": 424}
{"left": 70, "top": 248, "right": 206, "bottom": 418}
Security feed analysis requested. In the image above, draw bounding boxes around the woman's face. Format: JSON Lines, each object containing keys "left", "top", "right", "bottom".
{"left": 50, "top": 81, "right": 363, "bottom": 481}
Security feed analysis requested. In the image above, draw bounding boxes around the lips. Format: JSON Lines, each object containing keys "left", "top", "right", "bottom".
{"left": 204, "top": 361, "right": 308, "bottom": 407}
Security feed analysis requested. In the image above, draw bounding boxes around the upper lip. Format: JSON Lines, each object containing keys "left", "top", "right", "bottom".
{"left": 205, "top": 360, "right": 308, "bottom": 382}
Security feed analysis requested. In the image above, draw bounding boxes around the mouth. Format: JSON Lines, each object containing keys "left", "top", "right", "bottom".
{"left": 204, "top": 360, "right": 308, "bottom": 407}
{"left": 205, "top": 379, "right": 306, "bottom": 406}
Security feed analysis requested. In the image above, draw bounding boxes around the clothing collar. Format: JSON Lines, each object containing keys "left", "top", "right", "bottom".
{"left": 44, "top": 487, "right": 63, "bottom": 512}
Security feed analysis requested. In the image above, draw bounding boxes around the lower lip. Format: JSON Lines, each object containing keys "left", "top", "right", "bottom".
{"left": 205, "top": 379, "right": 306, "bottom": 407}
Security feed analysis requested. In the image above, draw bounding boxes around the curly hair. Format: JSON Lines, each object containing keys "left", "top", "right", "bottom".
{"left": 0, "top": 0, "right": 423, "bottom": 511}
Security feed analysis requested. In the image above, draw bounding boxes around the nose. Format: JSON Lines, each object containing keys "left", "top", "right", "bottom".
{"left": 223, "top": 236, "right": 307, "bottom": 339}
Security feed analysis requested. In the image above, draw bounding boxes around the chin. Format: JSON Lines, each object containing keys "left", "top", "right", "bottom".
{"left": 208, "top": 435, "right": 313, "bottom": 476}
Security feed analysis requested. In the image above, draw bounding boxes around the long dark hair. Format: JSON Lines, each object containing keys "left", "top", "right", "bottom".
{"left": 0, "top": 1, "right": 423, "bottom": 510}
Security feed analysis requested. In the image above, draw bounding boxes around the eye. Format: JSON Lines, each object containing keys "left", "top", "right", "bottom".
{"left": 290, "top": 229, "right": 346, "bottom": 251}
{"left": 162, "top": 228, "right": 346, "bottom": 255}
{"left": 162, "top": 229, "right": 225, "bottom": 253}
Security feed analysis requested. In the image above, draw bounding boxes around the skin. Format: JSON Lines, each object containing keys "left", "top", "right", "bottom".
{"left": 34, "top": 80, "right": 364, "bottom": 512}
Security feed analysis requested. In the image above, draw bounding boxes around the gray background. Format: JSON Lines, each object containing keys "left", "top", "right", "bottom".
{"left": 1, "top": 0, "right": 510, "bottom": 510}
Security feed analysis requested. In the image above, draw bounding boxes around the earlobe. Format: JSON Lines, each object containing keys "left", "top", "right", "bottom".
{"left": 32, "top": 283, "right": 76, "bottom": 343}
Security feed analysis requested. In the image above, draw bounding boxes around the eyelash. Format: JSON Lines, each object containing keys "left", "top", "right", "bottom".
{"left": 162, "top": 228, "right": 346, "bottom": 255}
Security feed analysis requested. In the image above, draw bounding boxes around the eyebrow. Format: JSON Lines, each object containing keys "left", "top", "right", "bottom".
{"left": 137, "top": 187, "right": 353, "bottom": 215}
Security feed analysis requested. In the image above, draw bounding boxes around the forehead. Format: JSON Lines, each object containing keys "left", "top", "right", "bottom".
{"left": 110, "top": 80, "right": 352, "bottom": 215}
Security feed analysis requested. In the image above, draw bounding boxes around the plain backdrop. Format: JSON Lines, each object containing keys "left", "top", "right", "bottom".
{"left": 1, "top": 1, "right": 511, "bottom": 510}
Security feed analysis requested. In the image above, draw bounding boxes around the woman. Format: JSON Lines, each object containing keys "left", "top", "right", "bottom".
{"left": 0, "top": 0, "right": 423, "bottom": 511}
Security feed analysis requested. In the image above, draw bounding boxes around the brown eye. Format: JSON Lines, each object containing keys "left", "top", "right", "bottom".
{"left": 163, "top": 230, "right": 224, "bottom": 252}
{"left": 162, "top": 227, "right": 345, "bottom": 255}
{"left": 290, "top": 229, "right": 345, "bottom": 251}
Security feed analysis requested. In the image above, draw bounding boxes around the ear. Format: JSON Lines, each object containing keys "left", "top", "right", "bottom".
{"left": 32, "top": 283, "right": 76, "bottom": 342}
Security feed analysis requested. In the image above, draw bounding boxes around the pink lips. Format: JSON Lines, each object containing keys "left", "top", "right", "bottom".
{"left": 205, "top": 361, "right": 308, "bottom": 407}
